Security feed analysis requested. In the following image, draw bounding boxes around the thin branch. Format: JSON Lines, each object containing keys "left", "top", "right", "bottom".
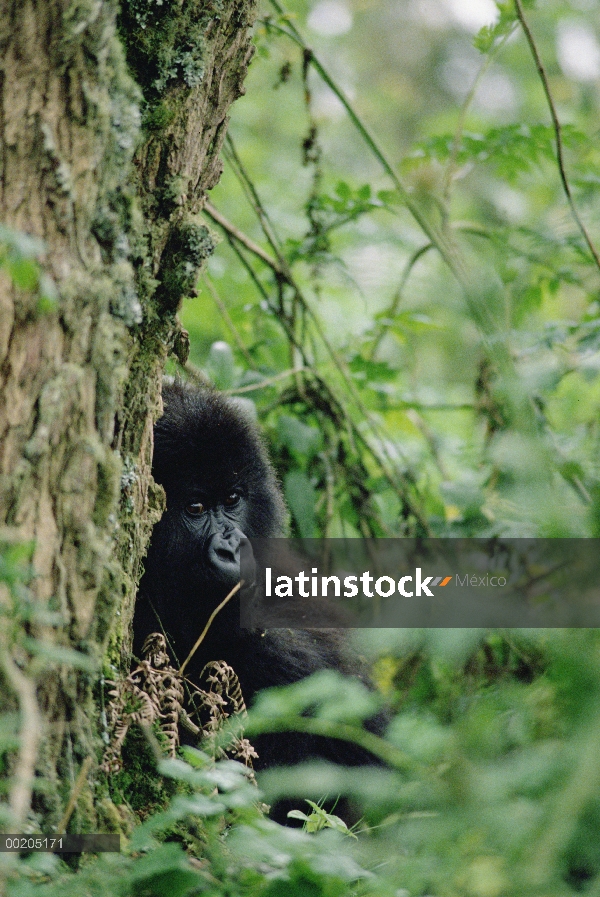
{"left": 144, "top": 598, "right": 217, "bottom": 714}
{"left": 179, "top": 582, "right": 242, "bottom": 677}
{"left": 319, "top": 448, "right": 336, "bottom": 539}
{"left": 225, "top": 137, "right": 288, "bottom": 268}
{"left": 224, "top": 367, "right": 306, "bottom": 394}
{"left": 405, "top": 409, "right": 450, "bottom": 480}
{"left": 514, "top": 0, "right": 600, "bottom": 274}
{"left": 204, "top": 202, "right": 279, "bottom": 271}
{"left": 178, "top": 360, "right": 212, "bottom": 386}
{"left": 387, "top": 402, "right": 474, "bottom": 412}
{"left": 223, "top": 232, "right": 313, "bottom": 371}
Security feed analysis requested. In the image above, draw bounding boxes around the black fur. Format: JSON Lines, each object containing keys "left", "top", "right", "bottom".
{"left": 133, "top": 381, "right": 378, "bottom": 770}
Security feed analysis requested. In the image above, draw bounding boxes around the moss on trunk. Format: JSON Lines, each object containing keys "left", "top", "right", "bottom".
{"left": 0, "top": 0, "right": 257, "bottom": 832}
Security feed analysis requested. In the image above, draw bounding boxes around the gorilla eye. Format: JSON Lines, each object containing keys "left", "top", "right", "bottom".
{"left": 185, "top": 502, "right": 205, "bottom": 516}
{"left": 223, "top": 492, "right": 240, "bottom": 507}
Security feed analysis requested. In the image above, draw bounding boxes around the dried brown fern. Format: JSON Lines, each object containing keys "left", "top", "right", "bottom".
{"left": 101, "top": 633, "right": 257, "bottom": 776}
{"left": 195, "top": 661, "right": 258, "bottom": 774}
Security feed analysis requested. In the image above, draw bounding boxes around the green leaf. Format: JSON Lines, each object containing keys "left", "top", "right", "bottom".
{"left": 178, "top": 745, "right": 212, "bottom": 768}
{"left": 349, "top": 356, "right": 397, "bottom": 382}
{"left": 129, "top": 843, "right": 200, "bottom": 897}
{"left": 8, "top": 256, "right": 39, "bottom": 291}
{"left": 473, "top": 2, "right": 516, "bottom": 53}
{"left": 386, "top": 713, "right": 450, "bottom": 763}
{"left": 287, "top": 809, "right": 309, "bottom": 821}
{"left": 406, "top": 124, "right": 585, "bottom": 184}
{"left": 334, "top": 180, "right": 351, "bottom": 200}
{"left": 377, "top": 188, "right": 403, "bottom": 206}
{"left": 278, "top": 415, "right": 322, "bottom": 460}
{"left": 248, "top": 669, "right": 379, "bottom": 724}
{"left": 302, "top": 800, "right": 355, "bottom": 835}
{"left": 284, "top": 469, "right": 317, "bottom": 538}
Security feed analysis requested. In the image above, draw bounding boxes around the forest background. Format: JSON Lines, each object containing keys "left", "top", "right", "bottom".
{"left": 186, "top": 0, "right": 600, "bottom": 545}
{"left": 2, "top": 0, "right": 600, "bottom": 895}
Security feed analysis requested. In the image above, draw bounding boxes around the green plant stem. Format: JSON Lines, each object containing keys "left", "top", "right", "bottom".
{"left": 514, "top": 0, "right": 600, "bottom": 275}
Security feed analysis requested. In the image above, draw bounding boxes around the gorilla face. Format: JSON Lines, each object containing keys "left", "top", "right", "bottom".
{"left": 134, "top": 382, "right": 286, "bottom": 665}
{"left": 156, "top": 481, "right": 249, "bottom": 589}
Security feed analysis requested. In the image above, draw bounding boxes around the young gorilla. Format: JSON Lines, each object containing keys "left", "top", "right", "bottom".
{"left": 133, "top": 381, "right": 377, "bottom": 770}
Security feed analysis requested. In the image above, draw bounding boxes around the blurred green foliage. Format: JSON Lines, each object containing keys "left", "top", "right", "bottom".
{"left": 5, "top": 1, "right": 600, "bottom": 894}
{"left": 176, "top": 0, "right": 600, "bottom": 541}
{"left": 7, "top": 632, "right": 600, "bottom": 895}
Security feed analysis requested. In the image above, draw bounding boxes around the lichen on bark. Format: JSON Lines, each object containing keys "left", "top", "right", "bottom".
{"left": 113, "top": 0, "right": 258, "bottom": 661}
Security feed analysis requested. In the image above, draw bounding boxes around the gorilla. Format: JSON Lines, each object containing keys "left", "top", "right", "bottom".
{"left": 133, "top": 381, "right": 379, "bottom": 770}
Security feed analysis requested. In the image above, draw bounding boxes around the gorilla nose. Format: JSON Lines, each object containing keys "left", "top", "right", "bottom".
{"left": 207, "top": 530, "right": 242, "bottom": 583}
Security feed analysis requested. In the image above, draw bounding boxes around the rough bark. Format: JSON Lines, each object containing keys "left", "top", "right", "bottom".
{"left": 0, "top": 0, "right": 257, "bottom": 831}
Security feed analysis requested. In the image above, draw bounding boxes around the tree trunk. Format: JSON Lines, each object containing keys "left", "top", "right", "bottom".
{"left": 0, "top": 0, "right": 256, "bottom": 832}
